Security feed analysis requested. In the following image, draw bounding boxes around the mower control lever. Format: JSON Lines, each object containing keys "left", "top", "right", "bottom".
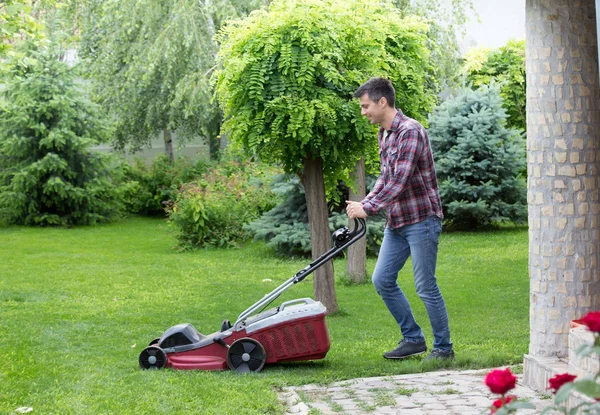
{"left": 214, "top": 336, "right": 230, "bottom": 349}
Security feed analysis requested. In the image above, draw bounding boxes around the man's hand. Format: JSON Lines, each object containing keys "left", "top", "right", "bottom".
{"left": 345, "top": 201, "right": 367, "bottom": 219}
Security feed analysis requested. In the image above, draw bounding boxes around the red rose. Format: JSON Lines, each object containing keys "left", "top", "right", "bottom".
{"left": 548, "top": 373, "right": 577, "bottom": 394}
{"left": 485, "top": 368, "right": 517, "bottom": 395}
{"left": 580, "top": 311, "right": 600, "bottom": 333}
{"left": 490, "top": 395, "right": 515, "bottom": 414}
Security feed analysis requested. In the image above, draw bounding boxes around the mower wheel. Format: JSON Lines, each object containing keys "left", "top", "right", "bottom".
{"left": 226, "top": 338, "right": 266, "bottom": 373}
{"left": 139, "top": 346, "right": 168, "bottom": 370}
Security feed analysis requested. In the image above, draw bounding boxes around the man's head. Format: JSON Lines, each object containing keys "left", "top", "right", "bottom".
{"left": 353, "top": 77, "right": 396, "bottom": 126}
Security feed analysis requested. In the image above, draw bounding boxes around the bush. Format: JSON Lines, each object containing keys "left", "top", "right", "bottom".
{"left": 166, "top": 160, "right": 280, "bottom": 249}
{"left": 121, "top": 154, "right": 210, "bottom": 216}
{"left": 428, "top": 84, "right": 527, "bottom": 230}
{"left": 0, "top": 45, "right": 124, "bottom": 226}
{"left": 246, "top": 175, "right": 385, "bottom": 257}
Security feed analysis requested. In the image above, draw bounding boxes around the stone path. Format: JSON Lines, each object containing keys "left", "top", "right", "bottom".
{"left": 278, "top": 367, "right": 553, "bottom": 415}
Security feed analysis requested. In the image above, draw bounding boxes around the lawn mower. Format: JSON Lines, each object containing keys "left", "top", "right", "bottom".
{"left": 139, "top": 218, "right": 366, "bottom": 372}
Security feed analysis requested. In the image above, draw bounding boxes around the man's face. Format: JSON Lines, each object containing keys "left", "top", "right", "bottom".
{"left": 359, "top": 93, "right": 386, "bottom": 125}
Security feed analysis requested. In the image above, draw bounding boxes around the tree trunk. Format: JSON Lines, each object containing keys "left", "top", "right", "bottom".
{"left": 163, "top": 128, "right": 174, "bottom": 162}
{"left": 346, "top": 158, "right": 367, "bottom": 283}
{"left": 526, "top": 0, "right": 600, "bottom": 358}
{"left": 301, "top": 156, "right": 338, "bottom": 314}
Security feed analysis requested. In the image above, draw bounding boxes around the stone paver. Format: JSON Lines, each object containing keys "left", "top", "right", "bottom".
{"left": 278, "top": 367, "right": 553, "bottom": 415}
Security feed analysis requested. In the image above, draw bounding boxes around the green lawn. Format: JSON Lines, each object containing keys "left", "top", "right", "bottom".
{"left": 0, "top": 217, "right": 529, "bottom": 414}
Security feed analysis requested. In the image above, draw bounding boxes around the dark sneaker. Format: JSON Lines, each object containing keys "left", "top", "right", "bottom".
{"left": 383, "top": 339, "right": 427, "bottom": 359}
{"left": 425, "top": 348, "right": 455, "bottom": 361}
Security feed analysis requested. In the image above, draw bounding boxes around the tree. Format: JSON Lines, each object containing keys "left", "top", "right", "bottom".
{"left": 462, "top": 39, "right": 526, "bottom": 132}
{"left": 346, "top": 158, "right": 366, "bottom": 282}
{"left": 215, "top": 0, "right": 438, "bottom": 312}
{"left": 78, "top": 0, "right": 268, "bottom": 161}
{"left": 393, "top": 0, "right": 476, "bottom": 89}
{"left": 0, "top": 45, "right": 124, "bottom": 226}
{"left": 428, "top": 84, "right": 527, "bottom": 230}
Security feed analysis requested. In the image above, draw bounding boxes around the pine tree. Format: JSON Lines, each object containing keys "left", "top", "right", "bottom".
{"left": 0, "top": 46, "right": 124, "bottom": 226}
{"left": 428, "top": 84, "right": 527, "bottom": 230}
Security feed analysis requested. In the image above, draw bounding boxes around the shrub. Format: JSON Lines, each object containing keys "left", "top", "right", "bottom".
{"left": 0, "top": 45, "right": 124, "bottom": 226}
{"left": 428, "top": 84, "right": 527, "bottom": 230}
{"left": 166, "top": 160, "right": 280, "bottom": 249}
{"left": 121, "top": 154, "right": 210, "bottom": 216}
{"left": 246, "top": 175, "right": 385, "bottom": 257}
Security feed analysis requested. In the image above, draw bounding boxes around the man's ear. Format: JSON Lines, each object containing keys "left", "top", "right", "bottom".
{"left": 379, "top": 97, "right": 387, "bottom": 107}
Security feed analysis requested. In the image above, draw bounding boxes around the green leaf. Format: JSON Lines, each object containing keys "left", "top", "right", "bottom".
{"left": 576, "top": 343, "right": 593, "bottom": 357}
{"left": 573, "top": 379, "right": 600, "bottom": 399}
{"left": 555, "top": 382, "right": 576, "bottom": 404}
{"left": 505, "top": 400, "right": 536, "bottom": 410}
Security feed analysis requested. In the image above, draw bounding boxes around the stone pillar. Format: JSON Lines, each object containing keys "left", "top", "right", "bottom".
{"left": 526, "top": 0, "right": 600, "bottom": 380}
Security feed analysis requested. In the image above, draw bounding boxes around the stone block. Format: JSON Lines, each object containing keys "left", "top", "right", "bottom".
{"left": 523, "top": 355, "right": 569, "bottom": 393}
{"left": 559, "top": 204, "right": 575, "bottom": 215}
{"left": 575, "top": 164, "right": 587, "bottom": 175}
{"left": 552, "top": 74, "right": 565, "bottom": 85}
{"left": 554, "top": 179, "right": 566, "bottom": 188}
{"left": 558, "top": 165, "right": 576, "bottom": 176}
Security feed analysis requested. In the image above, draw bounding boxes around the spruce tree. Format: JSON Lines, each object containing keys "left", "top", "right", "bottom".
{"left": 428, "top": 84, "right": 527, "bottom": 230}
{"left": 0, "top": 46, "right": 124, "bottom": 226}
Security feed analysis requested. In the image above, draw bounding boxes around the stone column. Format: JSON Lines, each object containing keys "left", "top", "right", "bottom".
{"left": 526, "top": 0, "right": 600, "bottom": 387}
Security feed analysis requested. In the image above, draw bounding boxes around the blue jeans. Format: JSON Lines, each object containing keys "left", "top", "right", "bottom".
{"left": 372, "top": 216, "right": 452, "bottom": 351}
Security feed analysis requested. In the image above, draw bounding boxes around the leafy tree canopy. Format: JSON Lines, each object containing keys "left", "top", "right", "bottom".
{"left": 462, "top": 39, "right": 526, "bottom": 132}
{"left": 79, "top": 0, "right": 269, "bottom": 158}
{"left": 0, "top": 0, "right": 41, "bottom": 54}
{"left": 215, "top": 0, "right": 438, "bottom": 195}
{"left": 394, "top": 0, "right": 476, "bottom": 88}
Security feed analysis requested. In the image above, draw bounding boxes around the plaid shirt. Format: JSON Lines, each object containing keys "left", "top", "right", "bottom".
{"left": 362, "top": 110, "right": 443, "bottom": 229}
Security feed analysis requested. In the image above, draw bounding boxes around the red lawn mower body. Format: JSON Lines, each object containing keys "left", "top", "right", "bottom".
{"left": 139, "top": 219, "right": 365, "bottom": 373}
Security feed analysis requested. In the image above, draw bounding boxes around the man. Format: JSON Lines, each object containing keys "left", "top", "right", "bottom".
{"left": 346, "top": 77, "right": 453, "bottom": 361}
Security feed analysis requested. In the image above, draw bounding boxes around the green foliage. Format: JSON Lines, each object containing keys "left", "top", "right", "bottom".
{"left": 0, "top": 45, "right": 124, "bottom": 226}
{"left": 0, "top": 0, "right": 42, "bottom": 54}
{"left": 393, "top": 0, "right": 476, "bottom": 89}
{"left": 246, "top": 175, "right": 385, "bottom": 257}
{"left": 0, "top": 0, "right": 81, "bottom": 56}
{"left": 122, "top": 154, "right": 210, "bottom": 216}
{"left": 79, "top": 0, "right": 269, "bottom": 158}
{"left": 215, "top": 0, "right": 438, "bottom": 195}
{"left": 462, "top": 39, "right": 526, "bottom": 132}
{"left": 428, "top": 84, "right": 527, "bottom": 230}
{"left": 244, "top": 175, "right": 310, "bottom": 256}
{"left": 166, "top": 160, "right": 280, "bottom": 249}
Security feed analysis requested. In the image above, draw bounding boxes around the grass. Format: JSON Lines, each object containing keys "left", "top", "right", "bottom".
{"left": 0, "top": 217, "right": 529, "bottom": 414}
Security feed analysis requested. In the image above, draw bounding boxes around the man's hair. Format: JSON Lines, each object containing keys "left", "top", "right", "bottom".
{"left": 353, "top": 77, "right": 396, "bottom": 108}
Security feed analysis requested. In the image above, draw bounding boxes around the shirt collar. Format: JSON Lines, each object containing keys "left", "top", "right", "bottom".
{"left": 379, "top": 109, "right": 405, "bottom": 134}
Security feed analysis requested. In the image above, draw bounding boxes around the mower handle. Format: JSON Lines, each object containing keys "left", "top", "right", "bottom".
{"left": 292, "top": 218, "right": 367, "bottom": 284}
{"left": 233, "top": 218, "right": 366, "bottom": 330}
{"left": 279, "top": 298, "right": 315, "bottom": 311}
